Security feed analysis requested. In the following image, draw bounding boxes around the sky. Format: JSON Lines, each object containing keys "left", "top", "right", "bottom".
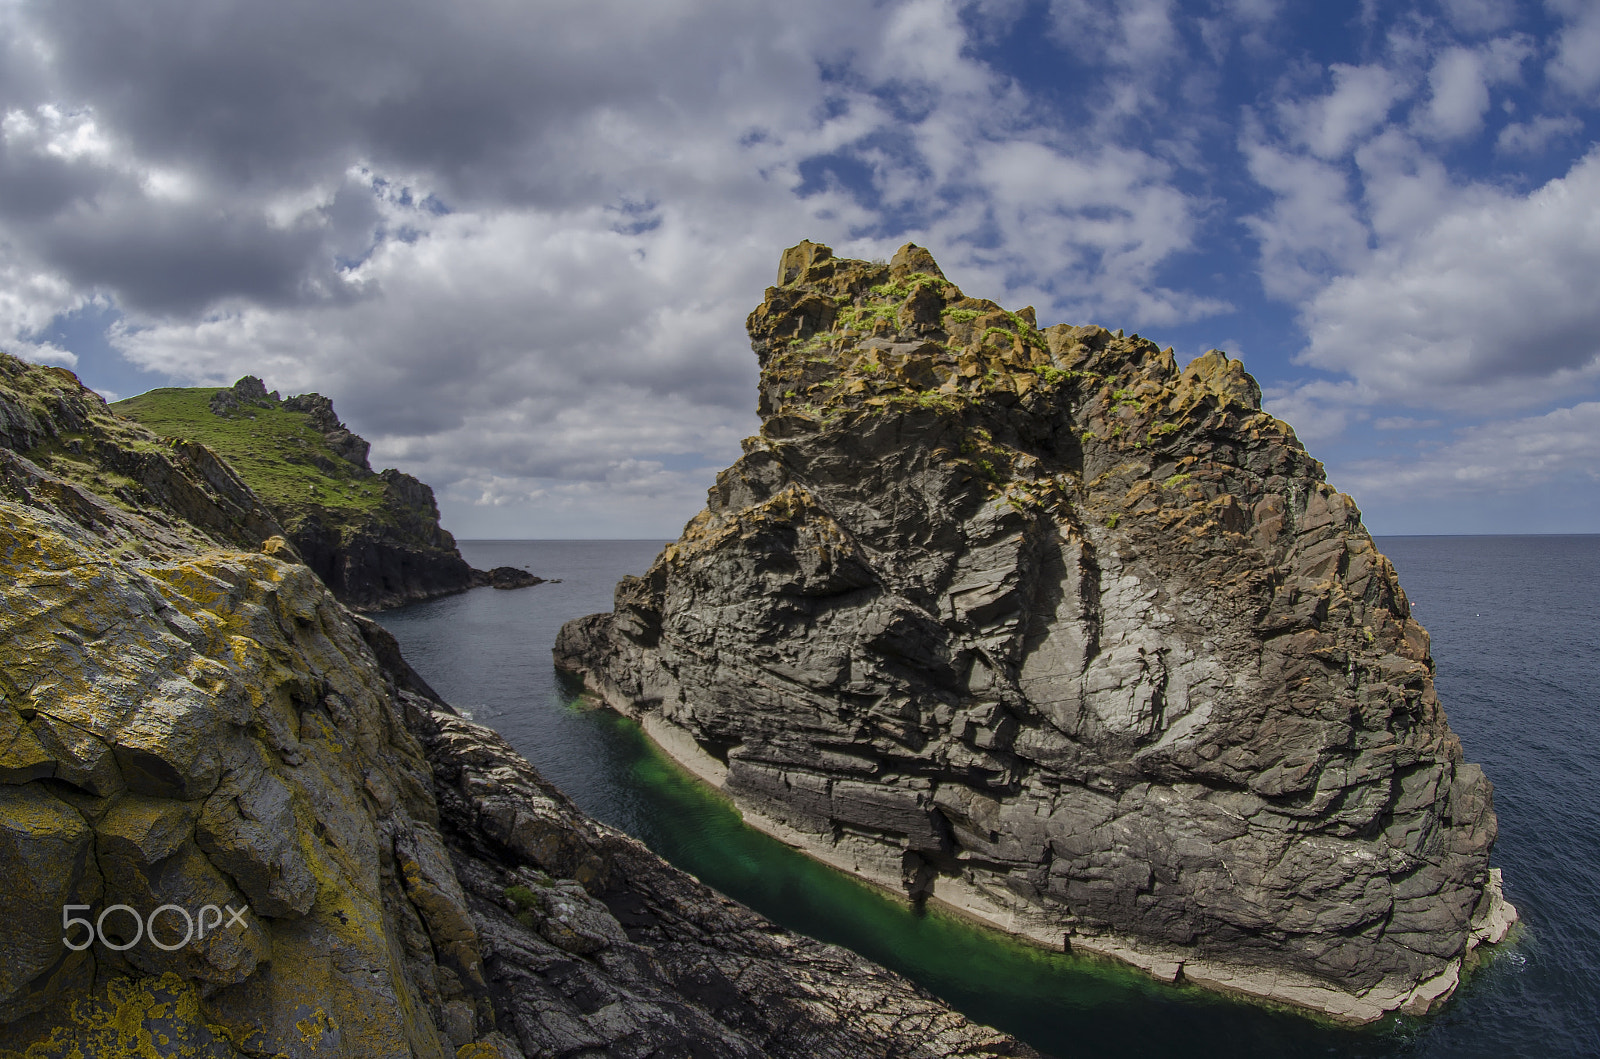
{"left": 2, "top": 0, "right": 1598, "bottom": 538}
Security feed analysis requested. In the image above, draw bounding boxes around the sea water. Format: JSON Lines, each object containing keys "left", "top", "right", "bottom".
{"left": 376, "top": 536, "right": 1600, "bottom": 1058}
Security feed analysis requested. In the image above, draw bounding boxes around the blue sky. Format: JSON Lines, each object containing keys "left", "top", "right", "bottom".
{"left": 2, "top": 0, "right": 1597, "bottom": 536}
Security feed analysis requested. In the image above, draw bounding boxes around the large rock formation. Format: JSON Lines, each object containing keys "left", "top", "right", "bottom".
{"left": 555, "top": 241, "right": 1519, "bottom": 1023}
{"left": 0, "top": 351, "right": 1030, "bottom": 1057}
{"left": 114, "top": 377, "right": 541, "bottom": 611}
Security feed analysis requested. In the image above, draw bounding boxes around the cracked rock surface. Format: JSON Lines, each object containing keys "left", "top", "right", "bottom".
{"left": 555, "top": 241, "right": 1518, "bottom": 1023}
{"left": 0, "top": 350, "right": 1026, "bottom": 1057}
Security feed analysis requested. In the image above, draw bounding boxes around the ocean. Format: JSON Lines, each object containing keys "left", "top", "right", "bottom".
{"left": 375, "top": 535, "right": 1600, "bottom": 1058}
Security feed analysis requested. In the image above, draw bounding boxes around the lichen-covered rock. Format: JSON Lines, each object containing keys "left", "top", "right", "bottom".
{"left": 555, "top": 241, "right": 1519, "bottom": 1023}
{"left": 0, "top": 502, "right": 476, "bottom": 1056}
{"left": 0, "top": 354, "right": 283, "bottom": 562}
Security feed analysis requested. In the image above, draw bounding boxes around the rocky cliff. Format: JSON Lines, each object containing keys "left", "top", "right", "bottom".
{"left": 113, "top": 377, "right": 540, "bottom": 611}
{"left": 0, "top": 351, "right": 1031, "bottom": 1057}
{"left": 554, "top": 241, "right": 1519, "bottom": 1023}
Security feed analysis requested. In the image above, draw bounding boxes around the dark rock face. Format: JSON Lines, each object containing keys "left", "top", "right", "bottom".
{"left": 287, "top": 498, "right": 481, "bottom": 611}
{"left": 418, "top": 707, "right": 1034, "bottom": 1059}
{"left": 219, "top": 379, "right": 483, "bottom": 611}
{"left": 474, "top": 566, "right": 545, "bottom": 590}
{"left": 555, "top": 241, "right": 1518, "bottom": 1022}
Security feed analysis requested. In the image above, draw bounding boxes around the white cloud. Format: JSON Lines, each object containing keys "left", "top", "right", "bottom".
{"left": 1372, "top": 416, "right": 1441, "bottom": 429}
{"left": 1414, "top": 38, "right": 1529, "bottom": 141}
{"left": 1353, "top": 128, "right": 1462, "bottom": 242}
{"left": 1278, "top": 63, "right": 1410, "bottom": 159}
{"left": 1240, "top": 136, "right": 1371, "bottom": 300}
{"left": 1337, "top": 401, "right": 1600, "bottom": 499}
{"left": 1440, "top": 0, "right": 1516, "bottom": 34}
{"left": 1260, "top": 379, "right": 1368, "bottom": 447}
{"left": 1220, "top": 0, "right": 1280, "bottom": 22}
{"left": 0, "top": 255, "right": 80, "bottom": 367}
{"left": 1496, "top": 114, "right": 1583, "bottom": 154}
{"left": 1296, "top": 148, "right": 1600, "bottom": 410}
{"left": 958, "top": 140, "right": 1228, "bottom": 323}
{"left": 1050, "top": 0, "right": 1180, "bottom": 65}
{"left": 10, "top": 0, "right": 1217, "bottom": 535}
{"left": 8, "top": 339, "right": 78, "bottom": 368}
{"left": 1548, "top": 0, "right": 1600, "bottom": 99}
{"left": 1046, "top": 0, "right": 1185, "bottom": 124}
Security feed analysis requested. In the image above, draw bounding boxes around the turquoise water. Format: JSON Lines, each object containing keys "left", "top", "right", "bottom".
{"left": 377, "top": 537, "right": 1598, "bottom": 1058}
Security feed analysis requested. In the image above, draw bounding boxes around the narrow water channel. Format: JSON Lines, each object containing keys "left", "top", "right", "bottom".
{"left": 375, "top": 538, "right": 1582, "bottom": 1058}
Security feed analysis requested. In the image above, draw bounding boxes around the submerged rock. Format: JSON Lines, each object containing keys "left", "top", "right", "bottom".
{"left": 555, "top": 241, "right": 1518, "bottom": 1023}
{"left": 472, "top": 566, "right": 546, "bottom": 591}
{"left": 0, "top": 351, "right": 1024, "bottom": 1057}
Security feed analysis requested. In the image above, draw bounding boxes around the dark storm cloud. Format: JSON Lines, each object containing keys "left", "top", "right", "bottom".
{"left": 37, "top": 205, "right": 328, "bottom": 313}
{"left": 0, "top": 1, "right": 791, "bottom": 317}
{"left": 0, "top": 144, "right": 113, "bottom": 221}
{"left": 22, "top": 0, "right": 753, "bottom": 203}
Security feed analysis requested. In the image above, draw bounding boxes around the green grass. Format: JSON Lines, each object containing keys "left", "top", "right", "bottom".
{"left": 836, "top": 303, "right": 896, "bottom": 330}
{"left": 112, "top": 387, "right": 389, "bottom": 522}
{"left": 868, "top": 271, "right": 942, "bottom": 302}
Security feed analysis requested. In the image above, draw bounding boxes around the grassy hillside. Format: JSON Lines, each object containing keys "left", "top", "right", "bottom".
{"left": 112, "top": 387, "right": 389, "bottom": 522}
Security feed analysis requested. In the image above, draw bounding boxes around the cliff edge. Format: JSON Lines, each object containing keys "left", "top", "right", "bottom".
{"left": 113, "top": 378, "right": 540, "bottom": 611}
{"left": 554, "top": 241, "right": 1518, "bottom": 1023}
{"left": 0, "top": 350, "right": 1030, "bottom": 1057}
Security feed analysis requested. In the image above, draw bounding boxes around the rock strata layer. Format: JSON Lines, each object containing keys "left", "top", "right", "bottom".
{"left": 0, "top": 353, "right": 1026, "bottom": 1057}
{"left": 555, "top": 241, "right": 1518, "bottom": 1023}
{"left": 115, "top": 376, "right": 540, "bottom": 611}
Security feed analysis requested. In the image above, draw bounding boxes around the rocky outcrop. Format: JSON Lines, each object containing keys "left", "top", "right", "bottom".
{"left": 555, "top": 241, "right": 1519, "bottom": 1023}
{"left": 0, "top": 355, "right": 284, "bottom": 559}
{"left": 0, "top": 352, "right": 1026, "bottom": 1057}
{"left": 116, "top": 376, "right": 540, "bottom": 612}
{"left": 474, "top": 566, "right": 545, "bottom": 591}
{"left": 416, "top": 689, "right": 1033, "bottom": 1059}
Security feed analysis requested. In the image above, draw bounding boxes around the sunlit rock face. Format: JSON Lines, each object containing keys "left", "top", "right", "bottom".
{"left": 556, "top": 241, "right": 1517, "bottom": 1023}
{"left": 0, "top": 354, "right": 480, "bottom": 1055}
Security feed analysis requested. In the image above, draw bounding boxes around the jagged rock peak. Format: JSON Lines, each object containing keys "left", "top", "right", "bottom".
{"left": 207, "top": 374, "right": 279, "bottom": 416}
{"left": 745, "top": 240, "right": 1257, "bottom": 440}
{"left": 557, "top": 239, "right": 1517, "bottom": 1025}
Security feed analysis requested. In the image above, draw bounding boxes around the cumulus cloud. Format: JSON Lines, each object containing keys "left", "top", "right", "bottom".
{"left": 1439, "top": 0, "right": 1516, "bottom": 35}
{"left": 1414, "top": 38, "right": 1530, "bottom": 142}
{"left": 1049, "top": 0, "right": 1181, "bottom": 68}
{"left": 1277, "top": 63, "right": 1410, "bottom": 159}
{"left": 957, "top": 140, "right": 1229, "bottom": 323}
{"left": 1237, "top": 15, "right": 1600, "bottom": 491}
{"left": 3, "top": 0, "right": 1594, "bottom": 536}
{"left": 1496, "top": 114, "right": 1583, "bottom": 155}
{"left": 1295, "top": 148, "right": 1600, "bottom": 409}
{"left": 1547, "top": 0, "right": 1600, "bottom": 99}
{"left": 1240, "top": 136, "right": 1370, "bottom": 300}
